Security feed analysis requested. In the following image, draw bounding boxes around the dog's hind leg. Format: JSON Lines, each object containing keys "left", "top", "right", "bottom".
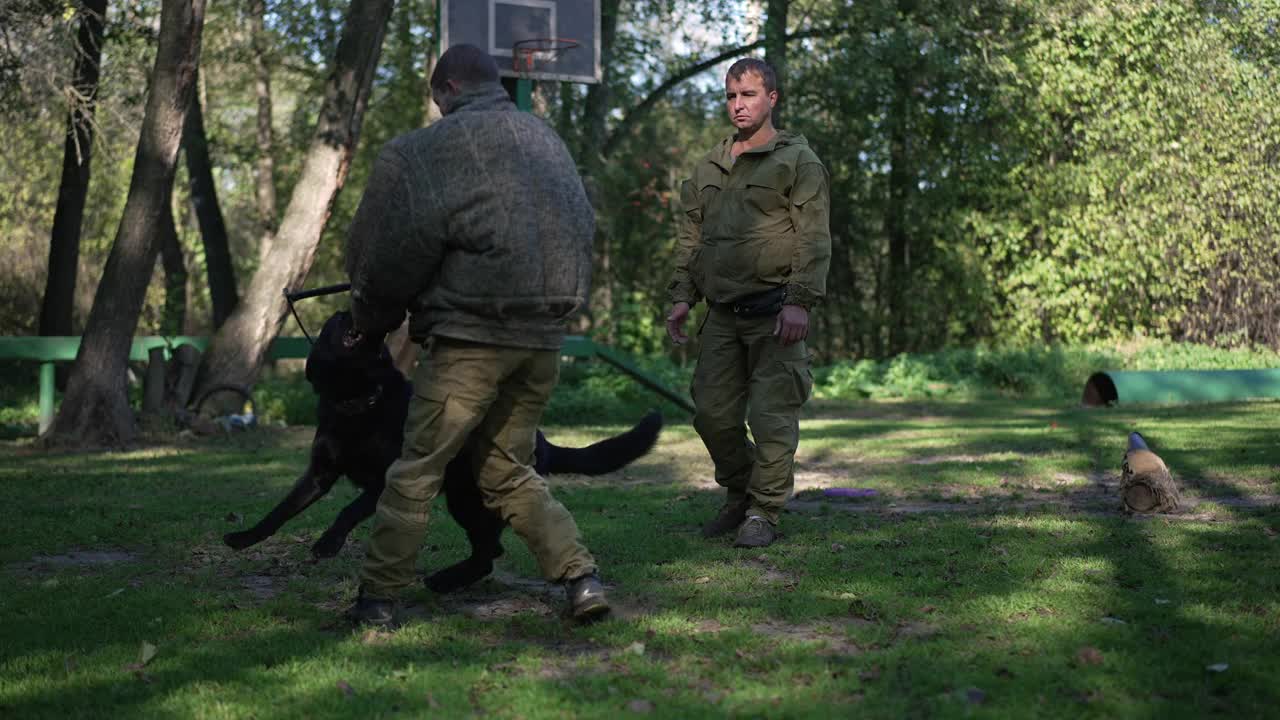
{"left": 310, "top": 487, "right": 380, "bottom": 559}
{"left": 223, "top": 459, "right": 339, "bottom": 551}
{"left": 423, "top": 553, "right": 496, "bottom": 593}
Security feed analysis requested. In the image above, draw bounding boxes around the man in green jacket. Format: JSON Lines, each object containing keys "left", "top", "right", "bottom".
{"left": 344, "top": 44, "right": 608, "bottom": 625}
{"left": 666, "top": 58, "right": 832, "bottom": 548}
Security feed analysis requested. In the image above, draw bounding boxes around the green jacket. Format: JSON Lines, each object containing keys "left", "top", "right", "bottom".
{"left": 668, "top": 131, "right": 831, "bottom": 309}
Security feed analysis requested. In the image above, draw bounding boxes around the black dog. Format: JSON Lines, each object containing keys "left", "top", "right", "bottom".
{"left": 223, "top": 311, "right": 662, "bottom": 593}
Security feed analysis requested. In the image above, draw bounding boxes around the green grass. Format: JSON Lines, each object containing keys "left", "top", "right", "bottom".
{"left": 2, "top": 398, "right": 1279, "bottom": 718}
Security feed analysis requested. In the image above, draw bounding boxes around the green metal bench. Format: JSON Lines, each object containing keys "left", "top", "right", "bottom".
{"left": 0, "top": 335, "right": 692, "bottom": 434}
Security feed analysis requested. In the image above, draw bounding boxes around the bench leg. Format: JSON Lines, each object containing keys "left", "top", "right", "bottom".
{"left": 39, "top": 362, "right": 54, "bottom": 435}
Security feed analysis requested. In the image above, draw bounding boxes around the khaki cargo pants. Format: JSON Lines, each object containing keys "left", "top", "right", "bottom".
{"left": 692, "top": 306, "right": 813, "bottom": 524}
{"left": 360, "top": 336, "right": 596, "bottom": 598}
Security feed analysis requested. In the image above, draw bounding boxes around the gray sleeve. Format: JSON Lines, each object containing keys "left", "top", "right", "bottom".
{"left": 345, "top": 144, "right": 443, "bottom": 336}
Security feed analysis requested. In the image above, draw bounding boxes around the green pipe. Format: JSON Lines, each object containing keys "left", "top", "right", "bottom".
{"left": 1083, "top": 369, "right": 1280, "bottom": 406}
{"left": 39, "top": 362, "right": 54, "bottom": 435}
{"left": 515, "top": 78, "right": 533, "bottom": 112}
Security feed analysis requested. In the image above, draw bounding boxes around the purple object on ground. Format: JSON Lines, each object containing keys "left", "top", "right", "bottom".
{"left": 823, "top": 488, "right": 878, "bottom": 499}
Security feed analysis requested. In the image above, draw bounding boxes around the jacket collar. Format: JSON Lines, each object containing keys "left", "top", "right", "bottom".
{"left": 707, "top": 130, "right": 805, "bottom": 172}
{"left": 447, "top": 83, "right": 516, "bottom": 114}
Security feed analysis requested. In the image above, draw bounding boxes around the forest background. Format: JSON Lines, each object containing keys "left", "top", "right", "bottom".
{"left": 1, "top": 0, "right": 1277, "bottom": 427}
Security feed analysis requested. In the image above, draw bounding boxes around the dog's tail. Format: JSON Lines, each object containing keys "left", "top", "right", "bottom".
{"left": 542, "top": 410, "right": 663, "bottom": 476}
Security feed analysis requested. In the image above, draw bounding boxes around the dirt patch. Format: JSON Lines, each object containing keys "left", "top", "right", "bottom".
{"left": 9, "top": 549, "right": 140, "bottom": 576}
{"left": 239, "top": 575, "right": 279, "bottom": 601}
{"left": 742, "top": 555, "right": 800, "bottom": 588}
{"left": 786, "top": 466, "right": 1279, "bottom": 519}
{"left": 436, "top": 570, "right": 562, "bottom": 621}
{"left": 752, "top": 621, "right": 861, "bottom": 655}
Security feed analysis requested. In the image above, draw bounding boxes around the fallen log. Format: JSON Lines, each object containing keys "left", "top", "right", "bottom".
{"left": 1121, "top": 432, "right": 1180, "bottom": 513}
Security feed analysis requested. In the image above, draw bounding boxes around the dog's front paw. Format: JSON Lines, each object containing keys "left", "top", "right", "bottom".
{"left": 311, "top": 534, "right": 346, "bottom": 559}
{"left": 223, "top": 530, "right": 259, "bottom": 551}
{"left": 424, "top": 559, "right": 493, "bottom": 593}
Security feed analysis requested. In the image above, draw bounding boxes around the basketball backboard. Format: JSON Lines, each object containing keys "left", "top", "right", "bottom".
{"left": 439, "top": 0, "right": 601, "bottom": 84}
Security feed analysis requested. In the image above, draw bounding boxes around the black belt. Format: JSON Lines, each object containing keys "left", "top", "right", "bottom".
{"left": 711, "top": 286, "right": 787, "bottom": 317}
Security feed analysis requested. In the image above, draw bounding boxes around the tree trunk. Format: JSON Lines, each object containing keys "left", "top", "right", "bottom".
{"left": 764, "top": 0, "right": 788, "bottom": 128}
{"left": 39, "top": 0, "right": 107, "bottom": 338}
{"left": 158, "top": 203, "right": 187, "bottom": 335}
{"left": 247, "top": 0, "right": 278, "bottom": 260}
{"left": 183, "top": 71, "right": 237, "bottom": 328}
{"left": 579, "top": 0, "right": 621, "bottom": 336}
{"left": 193, "top": 0, "right": 393, "bottom": 401}
{"left": 43, "top": 0, "right": 206, "bottom": 447}
{"left": 580, "top": 0, "right": 621, "bottom": 168}
{"left": 885, "top": 85, "right": 910, "bottom": 353}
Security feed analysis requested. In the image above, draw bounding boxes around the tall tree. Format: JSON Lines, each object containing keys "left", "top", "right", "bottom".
{"left": 884, "top": 1, "right": 919, "bottom": 353}
{"left": 192, "top": 0, "right": 394, "bottom": 402}
{"left": 43, "top": 0, "right": 207, "bottom": 446}
{"left": 764, "top": 0, "right": 788, "bottom": 127}
{"left": 183, "top": 69, "right": 238, "bottom": 328}
{"left": 578, "top": 0, "right": 623, "bottom": 337}
{"left": 247, "top": 0, "right": 278, "bottom": 262}
{"left": 39, "top": 0, "right": 108, "bottom": 339}
{"left": 158, "top": 204, "right": 187, "bottom": 335}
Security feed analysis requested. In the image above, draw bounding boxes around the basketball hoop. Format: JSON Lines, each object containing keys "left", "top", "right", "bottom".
{"left": 512, "top": 37, "right": 580, "bottom": 74}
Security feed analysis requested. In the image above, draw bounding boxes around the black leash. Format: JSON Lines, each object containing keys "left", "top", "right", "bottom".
{"left": 284, "top": 282, "right": 351, "bottom": 344}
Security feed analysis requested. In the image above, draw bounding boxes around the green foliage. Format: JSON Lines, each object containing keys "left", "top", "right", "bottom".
{"left": 976, "top": 0, "right": 1280, "bottom": 345}
{"left": 252, "top": 370, "right": 318, "bottom": 426}
{"left": 2, "top": 0, "right": 1277, "bottom": 366}
{"left": 543, "top": 355, "right": 694, "bottom": 425}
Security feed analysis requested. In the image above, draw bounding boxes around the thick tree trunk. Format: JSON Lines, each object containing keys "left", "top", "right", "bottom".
{"left": 43, "top": 0, "right": 206, "bottom": 447}
{"left": 39, "top": 0, "right": 107, "bottom": 338}
{"left": 764, "top": 0, "right": 788, "bottom": 128}
{"left": 183, "top": 72, "right": 237, "bottom": 328}
{"left": 193, "top": 0, "right": 393, "bottom": 401}
{"left": 247, "top": 0, "right": 278, "bottom": 261}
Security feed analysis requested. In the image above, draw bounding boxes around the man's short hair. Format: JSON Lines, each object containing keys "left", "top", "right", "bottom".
{"left": 431, "top": 44, "right": 500, "bottom": 91}
{"left": 726, "top": 58, "right": 777, "bottom": 94}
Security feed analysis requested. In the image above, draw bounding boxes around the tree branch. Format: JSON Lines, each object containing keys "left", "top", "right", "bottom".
{"left": 602, "top": 24, "right": 848, "bottom": 158}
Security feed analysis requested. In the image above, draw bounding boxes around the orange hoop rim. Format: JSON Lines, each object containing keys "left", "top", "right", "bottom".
{"left": 512, "top": 37, "right": 580, "bottom": 72}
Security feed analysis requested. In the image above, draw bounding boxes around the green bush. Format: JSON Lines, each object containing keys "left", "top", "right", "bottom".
{"left": 542, "top": 356, "right": 693, "bottom": 425}
{"left": 252, "top": 372, "right": 318, "bottom": 426}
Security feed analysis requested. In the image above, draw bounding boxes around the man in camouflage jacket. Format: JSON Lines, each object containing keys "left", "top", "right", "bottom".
{"left": 344, "top": 45, "right": 608, "bottom": 624}
{"left": 666, "top": 58, "right": 832, "bottom": 548}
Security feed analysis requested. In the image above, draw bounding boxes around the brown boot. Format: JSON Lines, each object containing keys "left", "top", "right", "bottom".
{"left": 701, "top": 500, "right": 749, "bottom": 538}
{"left": 733, "top": 515, "right": 776, "bottom": 548}
{"left": 566, "top": 572, "right": 610, "bottom": 623}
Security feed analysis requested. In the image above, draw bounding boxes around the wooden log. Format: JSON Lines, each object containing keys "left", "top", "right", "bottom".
{"left": 165, "top": 343, "right": 202, "bottom": 411}
{"left": 141, "top": 347, "right": 167, "bottom": 415}
{"left": 1121, "top": 432, "right": 1180, "bottom": 513}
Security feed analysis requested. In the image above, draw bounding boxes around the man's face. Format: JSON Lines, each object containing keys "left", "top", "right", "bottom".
{"left": 725, "top": 71, "right": 776, "bottom": 135}
{"left": 432, "top": 80, "right": 460, "bottom": 115}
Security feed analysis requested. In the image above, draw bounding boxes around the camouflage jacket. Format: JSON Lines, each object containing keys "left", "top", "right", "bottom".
{"left": 668, "top": 131, "right": 831, "bottom": 309}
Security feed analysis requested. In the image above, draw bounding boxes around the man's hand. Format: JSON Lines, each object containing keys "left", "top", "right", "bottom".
{"left": 774, "top": 304, "right": 809, "bottom": 345}
{"left": 667, "top": 302, "right": 692, "bottom": 345}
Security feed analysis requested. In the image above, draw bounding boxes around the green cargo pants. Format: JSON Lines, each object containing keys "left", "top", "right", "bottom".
{"left": 360, "top": 336, "right": 597, "bottom": 598}
{"left": 691, "top": 306, "right": 813, "bottom": 525}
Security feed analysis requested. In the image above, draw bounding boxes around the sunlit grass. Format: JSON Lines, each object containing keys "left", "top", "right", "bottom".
{"left": 2, "top": 399, "right": 1279, "bottom": 718}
